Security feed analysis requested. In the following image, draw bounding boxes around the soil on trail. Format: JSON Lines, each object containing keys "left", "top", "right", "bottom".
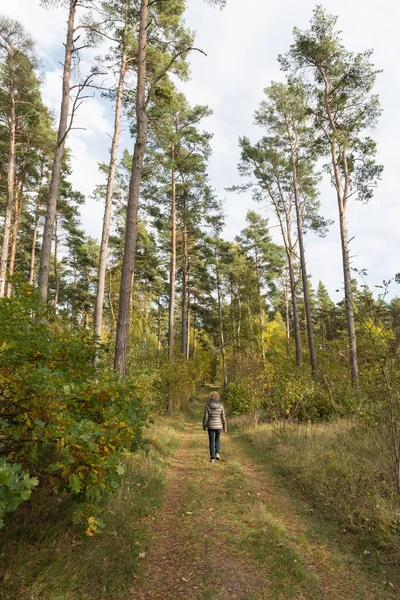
{"left": 132, "top": 398, "right": 396, "bottom": 600}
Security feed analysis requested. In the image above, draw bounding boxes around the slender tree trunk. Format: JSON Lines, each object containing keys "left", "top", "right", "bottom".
{"left": 39, "top": 0, "right": 77, "bottom": 303}
{"left": 108, "top": 267, "right": 117, "bottom": 332}
{"left": 287, "top": 248, "right": 302, "bottom": 366}
{"left": 338, "top": 191, "right": 358, "bottom": 383}
{"left": 94, "top": 3, "right": 129, "bottom": 340}
{"left": 289, "top": 136, "right": 317, "bottom": 376}
{"left": 6, "top": 176, "right": 24, "bottom": 298}
{"left": 53, "top": 217, "right": 59, "bottom": 308}
{"left": 29, "top": 160, "right": 45, "bottom": 286}
{"left": 186, "top": 291, "right": 191, "bottom": 359}
{"left": 157, "top": 299, "right": 161, "bottom": 366}
{"left": 282, "top": 272, "right": 291, "bottom": 353}
{"left": 254, "top": 246, "right": 265, "bottom": 362}
{"left": 215, "top": 259, "right": 228, "bottom": 391}
{"left": 181, "top": 222, "right": 188, "bottom": 355}
{"left": 0, "top": 64, "right": 16, "bottom": 298}
{"left": 230, "top": 282, "right": 237, "bottom": 357}
{"left": 321, "top": 69, "right": 358, "bottom": 385}
{"left": 114, "top": 0, "right": 149, "bottom": 375}
{"left": 192, "top": 308, "right": 197, "bottom": 358}
{"left": 237, "top": 287, "right": 242, "bottom": 363}
{"left": 167, "top": 145, "right": 176, "bottom": 361}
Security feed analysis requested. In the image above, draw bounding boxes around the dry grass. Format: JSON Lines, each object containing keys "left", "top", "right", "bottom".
{"left": 233, "top": 417, "right": 400, "bottom": 555}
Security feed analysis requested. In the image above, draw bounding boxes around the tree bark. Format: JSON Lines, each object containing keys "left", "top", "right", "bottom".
{"left": 114, "top": 0, "right": 149, "bottom": 375}
{"left": 29, "top": 160, "right": 45, "bottom": 286}
{"left": 321, "top": 68, "right": 359, "bottom": 385}
{"left": 254, "top": 246, "right": 265, "bottom": 362}
{"left": 287, "top": 249, "right": 301, "bottom": 366}
{"left": 157, "top": 299, "right": 161, "bottom": 365}
{"left": 167, "top": 144, "right": 176, "bottom": 361}
{"left": 38, "top": 0, "right": 76, "bottom": 303}
{"left": 186, "top": 291, "right": 191, "bottom": 359}
{"left": 192, "top": 307, "right": 197, "bottom": 358}
{"left": 0, "top": 56, "right": 16, "bottom": 298}
{"left": 94, "top": 2, "right": 129, "bottom": 340}
{"left": 53, "top": 216, "right": 59, "bottom": 308}
{"left": 181, "top": 222, "right": 188, "bottom": 356}
{"left": 288, "top": 128, "right": 317, "bottom": 377}
{"left": 215, "top": 258, "right": 228, "bottom": 391}
{"left": 6, "top": 176, "right": 24, "bottom": 298}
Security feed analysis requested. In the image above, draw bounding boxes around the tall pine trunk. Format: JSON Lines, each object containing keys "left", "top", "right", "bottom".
{"left": 289, "top": 132, "right": 317, "bottom": 377}
{"left": 39, "top": 0, "right": 76, "bottom": 303}
{"left": 215, "top": 258, "right": 227, "bottom": 391}
{"left": 287, "top": 248, "right": 301, "bottom": 366}
{"left": 167, "top": 145, "right": 176, "bottom": 361}
{"left": 114, "top": 0, "right": 149, "bottom": 375}
{"left": 181, "top": 223, "right": 188, "bottom": 356}
{"left": 94, "top": 2, "right": 129, "bottom": 340}
{"left": 321, "top": 69, "right": 358, "bottom": 384}
{"left": 254, "top": 246, "right": 265, "bottom": 361}
{"left": 53, "top": 217, "right": 59, "bottom": 308}
{"left": 0, "top": 61, "right": 16, "bottom": 297}
{"left": 29, "top": 159, "right": 45, "bottom": 286}
{"left": 6, "top": 176, "right": 24, "bottom": 298}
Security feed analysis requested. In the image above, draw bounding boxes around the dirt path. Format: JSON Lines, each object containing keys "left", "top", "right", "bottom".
{"left": 132, "top": 401, "right": 396, "bottom": 600}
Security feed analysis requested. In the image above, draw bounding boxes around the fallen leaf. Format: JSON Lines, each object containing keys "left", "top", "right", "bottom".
{"left": 209, "top": 507, "right": 214, "bottom": 512}
{"left": 182, "top": 577, "right": 189, "bottom": 582}
{"left": 138, "top": 552, "right": 146, "bottom": 559}
{"left": 186, "top": 511, "right": 193, "bottom": 515}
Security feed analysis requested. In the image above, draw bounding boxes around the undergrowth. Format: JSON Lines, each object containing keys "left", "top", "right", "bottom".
{"left": 231, "top": 417, "right": 400, "bottom": 560}
{"left": 0, "top": 417, "right": 183, "bottom": 600}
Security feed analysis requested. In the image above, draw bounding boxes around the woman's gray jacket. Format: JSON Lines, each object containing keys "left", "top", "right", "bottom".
{"left": 203, "top": 400, "right": 227, "bottom": 431}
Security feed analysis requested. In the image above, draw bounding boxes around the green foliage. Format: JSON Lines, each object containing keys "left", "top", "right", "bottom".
{"left": 0, "top": 289, "right": 146, "bottom": 531}
{"left": 0, "top": 458, "right": 38, "bottom": 528}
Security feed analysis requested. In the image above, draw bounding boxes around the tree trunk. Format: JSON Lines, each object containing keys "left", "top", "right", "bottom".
{"left": 157, "top": 299, "right": 161, "bottom": 365}
{"left": 287, "top": 249, "right": 302, "bottom": 366}
{"left": 167, "top": 145, "right": 176, "bottom": 361}
{"left": 0, "top": 61, "right": 16, "bottom": 298}
{"left": 192, "top": 308, "right": 197, "bottom": 358}
{"left": 6, "top": 176, "right": 24, "bottom": 298}
{"left": 94, "top": 3, "right": 129, "bottom": 340}
{"left": 254, "top": 246, "right": 265, "bottom": 362}
{"left": 53, "top": 216, "right": 59, "bottom": 308}
{"left": 39, "top": 0, "right": 77, "bottom": 303}
{"left": 114, "top": 0, "right": 149, "bottom": 376}
{"left": 215, "top": 259, "right": 228, "bottom": 391}
{"left": 29, "top": 160, "right": 45, "bottom": 286}
{"left": 289, "top": 139, "right": 317, "bottom": 377}
{"left": 282, "top": 271, "right": 291, "bottom": 353}
{"left": 181, "top": 223, "right": 188, "bottom": 356}
{"left": 321, "top": 69, "right": 359, "bottom": 385}
{"left": 186, "top": 291, "right": 191, "bottom": 359}
{"left": 338, "top": 192, "right": 359, "bottom": 383}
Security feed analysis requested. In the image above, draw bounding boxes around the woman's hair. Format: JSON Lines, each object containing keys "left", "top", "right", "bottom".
{"left": 210, "top": 391, "right": 220, "bottom": 401}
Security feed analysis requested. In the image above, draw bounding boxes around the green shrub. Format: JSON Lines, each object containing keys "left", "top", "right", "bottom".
{"left": 0, "top": 459, "right": 38, "bottom": 527}
{"left": 0, "top": 290, "right": 146, "bottom": 532}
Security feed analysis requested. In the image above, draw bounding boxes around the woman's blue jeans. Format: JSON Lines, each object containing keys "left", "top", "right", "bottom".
{"left": 208, "top": 428, "right": 221, "bottom": 459}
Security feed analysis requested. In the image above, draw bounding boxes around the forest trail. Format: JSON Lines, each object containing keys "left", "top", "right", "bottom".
{"left": 133, "top": 393, "right": 395, "bottom": 600}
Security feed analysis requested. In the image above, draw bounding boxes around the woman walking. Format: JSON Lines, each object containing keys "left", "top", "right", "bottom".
{"left": 203, "top": 391, "right": 227, "bottom": 463}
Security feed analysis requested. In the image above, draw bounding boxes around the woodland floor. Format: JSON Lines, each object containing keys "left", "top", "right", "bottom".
{"left": 2, "top": 389, "right": 399, "bottom": 600}
{"left": 132, "top": 390, "right": 398, "bottom": 600}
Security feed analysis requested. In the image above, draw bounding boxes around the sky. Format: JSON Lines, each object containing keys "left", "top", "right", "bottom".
{"left": 2, "top": 0, "right": 400, "bottom": 301}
